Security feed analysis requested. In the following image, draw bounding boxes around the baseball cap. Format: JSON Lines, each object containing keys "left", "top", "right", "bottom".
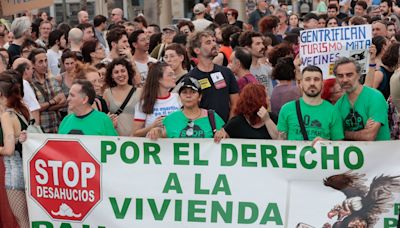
{"left": 162, "top": 24, "right": 178, "bottom": 32}
{"left": 302, "top": 13, "right": 319, "bottom": 22}
{"left": 178, "top": 77, "right": 202, "bottom": 94}
{"left": 193, "top": 3, "right": 206, "bottom": 15}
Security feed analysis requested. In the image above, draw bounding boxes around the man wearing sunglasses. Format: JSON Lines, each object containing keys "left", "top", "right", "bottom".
{"left": 334, "top": 57, "right": 390, "bottom": 141}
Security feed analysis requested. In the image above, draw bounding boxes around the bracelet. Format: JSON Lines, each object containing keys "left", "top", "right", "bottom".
{"left": 369, "top": 64, "right": 376, "bottom": 67}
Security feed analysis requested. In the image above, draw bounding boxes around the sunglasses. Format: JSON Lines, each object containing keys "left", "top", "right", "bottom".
{"left": 186, "top": 120, "right": 194, "bottom": 137}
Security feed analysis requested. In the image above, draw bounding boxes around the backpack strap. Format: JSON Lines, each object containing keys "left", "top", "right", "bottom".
{"left": 207, "top": 109, "right": 217, "bottom": 136}
{"left": 296, "top": 100, "right": 309, "bottom": 140}
{"left": 115, "top": 87, "right": 136, "bottom": 115}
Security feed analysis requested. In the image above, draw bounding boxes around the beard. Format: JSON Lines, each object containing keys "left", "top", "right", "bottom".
{"left": 207, "top": 47, "right": 218, "bottom": 58}
{"left": 304, "top": 87, "right": 321, "bottom": 97}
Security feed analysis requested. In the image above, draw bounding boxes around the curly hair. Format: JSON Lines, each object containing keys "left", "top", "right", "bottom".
{"left": 267, "top": 43, "right": 294, "bottom": 67}
{"left": 234, "top": 83, "right": 268, "bottom": 126}
{"left": 271, "top": 57, "right": 295, "bottom": 80}
{"left": 105, "top": 57, "right": 135, "bottom": 88}
{"left": 381, "top": 42, "right": 400, "bottom": 68}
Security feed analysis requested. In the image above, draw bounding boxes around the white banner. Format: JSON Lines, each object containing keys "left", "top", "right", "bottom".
{"left": 23, "top": 134, "right": 400, "bottom": 227}
{"left": 299, "top": 25, "right": 372, "bottom": 79}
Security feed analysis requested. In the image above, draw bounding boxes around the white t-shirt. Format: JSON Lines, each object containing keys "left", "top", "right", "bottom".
{"left": 192, "top": 19, "right": 212, "bottom": 32}
{"left": 23, "top": 80, "right": 40, "bottom": 112}
{"left": 135, "top": 56, "right": 157, "bottom": 83}
{"left": 134, "top": 92, "right": 181, "bottom": 127}
{"left": 47, "top": 49, "right": 62, "bottom": 76}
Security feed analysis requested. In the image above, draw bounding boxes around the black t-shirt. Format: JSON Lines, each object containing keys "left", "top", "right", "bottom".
{"left": 186, "top": 64, "right": 239, "bottom": 122}
{"left": 224, "top": 113, "right": 278, "bottom": 139}
{"left": 8, "top": 43, "right": 21, "bottom": 65}
{"left": 337, "top": 12, "right": 348, "bottom": 21}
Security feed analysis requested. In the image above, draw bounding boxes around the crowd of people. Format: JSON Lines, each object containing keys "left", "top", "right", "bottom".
{"left": 0, "top": 0, "right": 400, "bottom": 226}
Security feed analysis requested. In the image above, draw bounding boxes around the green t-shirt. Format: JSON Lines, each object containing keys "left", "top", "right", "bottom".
{"left": 277, "top": 98, "right": 344, "bottom": 140}
{"left": 335, "top": 86, "right": 390, "bottom": 141}
{"left": 163, "top": 110, "right": 225, "bottom": 138}
{"left": 58, "top": 109, "right": 118, "bottom": 136}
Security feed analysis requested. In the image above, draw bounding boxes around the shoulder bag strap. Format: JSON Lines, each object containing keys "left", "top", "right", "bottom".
{"left": 296, "top": 100, "right": 309, "bottom": 140}
{"left": 207, "top": 109, "right": 217, "bottom": 136}
{"left": 115, "top": 87, "right": 136, "bottom": 115}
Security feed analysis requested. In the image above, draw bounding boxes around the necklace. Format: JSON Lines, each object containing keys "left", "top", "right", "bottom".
{"left": 185, "top": 108, "right": 202, "bottom": 121}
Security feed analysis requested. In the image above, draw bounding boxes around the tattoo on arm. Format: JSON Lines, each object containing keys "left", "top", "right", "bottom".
{"left": 278, "top": 132, "right": 287, "bottom": 140}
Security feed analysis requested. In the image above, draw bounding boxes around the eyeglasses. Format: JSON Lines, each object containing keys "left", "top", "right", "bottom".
{"left": 186, "top": 120, "right": 194, "bottom": 136}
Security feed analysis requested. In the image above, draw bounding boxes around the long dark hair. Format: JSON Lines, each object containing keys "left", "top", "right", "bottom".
{"left": 0, "top": 70, "right": 29, "bottom": 120}
{"left": 140, "top": 62, "right": 169, "bottom": 114}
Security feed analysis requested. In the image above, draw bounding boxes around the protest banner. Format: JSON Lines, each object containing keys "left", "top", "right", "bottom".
{"left": 299, "top": 25, "right": 372, "bottom": 79}
{"left": 1, "top": 0, "right": 54, "bottom": 16}
{"left": 23, "top": 134, "right": 400, "bottom": 227}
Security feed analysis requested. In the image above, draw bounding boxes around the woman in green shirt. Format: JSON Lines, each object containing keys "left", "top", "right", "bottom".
{"left": 147, "top": 77, "right": 224, "bottom": 139}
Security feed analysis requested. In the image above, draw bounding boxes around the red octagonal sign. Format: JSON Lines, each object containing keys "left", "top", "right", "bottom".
{"left": 29, "top": 140, "right": 101, "bottom": 221}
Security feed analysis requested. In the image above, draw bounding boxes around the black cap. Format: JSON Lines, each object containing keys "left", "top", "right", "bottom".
{"left": 302, "top": 13, "right": 319, "bottom": 22}
{"left": 178, "top": 77, "right": 201, "bottom": 94}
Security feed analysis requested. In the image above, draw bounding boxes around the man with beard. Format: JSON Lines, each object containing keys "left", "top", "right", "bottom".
{"left": 186, "top": 31, "right": 239, "bottom": 122}
{"left": 334, "top": 57, "right": 390, "bottom": 141}
{"left": 239, "top": 31, "right": 273, "bottom": 96}
{"left": 47, "top": 30, "right": 66, "bottom": 76}
{"left": 379, "top": 0, "right": 400, "bottom": 28}
{"left": 277, "top": 65, "right": 344, "bottom": 141}
{"left": 129, "top": 29, "right": 156, "bottom": 84}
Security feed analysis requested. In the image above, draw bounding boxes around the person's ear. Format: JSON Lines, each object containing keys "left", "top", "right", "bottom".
{"left": 83, "top": 95, "right": 89, "bottom": 105}
{"left": 193, "top": 47, "right": 201, "bottom": 55}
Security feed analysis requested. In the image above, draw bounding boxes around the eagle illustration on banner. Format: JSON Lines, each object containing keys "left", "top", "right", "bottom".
{"left": 321, "top": 171, "right": 400, "bottom": 228}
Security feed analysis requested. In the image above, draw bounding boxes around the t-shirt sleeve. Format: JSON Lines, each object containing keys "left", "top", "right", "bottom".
{"left": 330, "top": 106, "right": 344, "bottom": 140}
{"left": 223, "top": 116, "right": 239, "bottom": 137}
{"left": 369, "top": 92, "right": 389, "bottom": 126}
{"left": 58, "top": 116, "right": 68, "bottom": 134}
{"left": 134, "top": 102, "right": 146, "bottom": 121}
{"left": 214, "top": 112, "right": 225, "bottom": 130}
{"left": 23, "top": 81, "right": 41, "bottom": 112}
{"left": 277, "top": 104, "right": 289, "bottom": 133}
{"left": 104, "top": 115, "right": 118, "bottom": 136}
{"left": 226, "top": 68, "right": 239, "bottom": 94}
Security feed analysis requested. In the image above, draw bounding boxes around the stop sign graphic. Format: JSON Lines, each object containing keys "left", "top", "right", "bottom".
{"left": 29, "top": 140, "right": 101, "bottom": 221}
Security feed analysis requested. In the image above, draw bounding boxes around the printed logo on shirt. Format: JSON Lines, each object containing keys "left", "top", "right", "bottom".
{"left": 344, "top": 109, "right": 364, "bottom": 131}
{"left": 296, "top": 115, "right": 324, "bottom": 138}
{"left": 179, "top": 123, "right": 205, "bottom": 138}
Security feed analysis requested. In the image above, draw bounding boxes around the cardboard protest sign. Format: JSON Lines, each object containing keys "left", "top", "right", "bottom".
{"left": 1, "top": 0, "right": 54, "bottom": 16}
{"left": 299, "top": 25, "right": 372, "bottom": 78}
